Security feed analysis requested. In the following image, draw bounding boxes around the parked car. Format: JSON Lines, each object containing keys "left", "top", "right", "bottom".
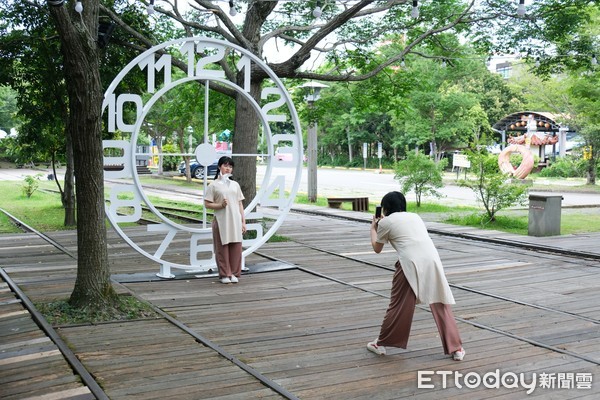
{"left": 275, "top": 146, "right": 304, "bottom": 162}
{"left": 179, "top": 160, "right": 219, "bottom": 179}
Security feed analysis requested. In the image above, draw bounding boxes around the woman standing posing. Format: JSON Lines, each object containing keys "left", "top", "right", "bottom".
{"left": 367, "top": 191, "right": 465, "bottom": 361}
{"left": 204, "top": 156, "right": 246, "bottom": 284}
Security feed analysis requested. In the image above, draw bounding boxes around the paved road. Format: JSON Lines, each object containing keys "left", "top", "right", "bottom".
{"left": 257, "top": 165, "right": 600, "bottom": 208}
{"left": 2, "top": 165, "right": 599, "bottom": 208}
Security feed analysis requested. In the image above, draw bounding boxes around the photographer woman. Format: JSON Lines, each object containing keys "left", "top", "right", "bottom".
{"left": 367, "top": 191, "right": 465, "bottom": 361}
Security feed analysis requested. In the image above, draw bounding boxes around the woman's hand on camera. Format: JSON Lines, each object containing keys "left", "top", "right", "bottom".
{"left": 371, "top": 215, "right": 380, "bottom": 228}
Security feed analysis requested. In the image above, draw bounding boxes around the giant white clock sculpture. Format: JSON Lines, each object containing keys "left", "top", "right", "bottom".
{"left": 102, "top": 37, "right": 303, "bottom": 278}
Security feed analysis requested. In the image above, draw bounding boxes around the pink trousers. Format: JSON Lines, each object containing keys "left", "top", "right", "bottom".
{"left": 377, "top": 261, "right": 462, "bottom": 355}
{"left": 212, "top": 220, "right": 242, "bottom": 279}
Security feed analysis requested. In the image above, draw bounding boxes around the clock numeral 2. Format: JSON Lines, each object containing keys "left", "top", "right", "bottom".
{"left": 261, "top": 87, "right": 287, "bottom": 123}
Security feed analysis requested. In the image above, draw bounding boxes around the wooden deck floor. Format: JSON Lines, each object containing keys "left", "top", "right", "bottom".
{"left": 1, "top": 210, "right": 599, "bottom": 399}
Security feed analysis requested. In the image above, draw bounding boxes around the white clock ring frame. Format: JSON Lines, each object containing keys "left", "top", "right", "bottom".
{"left": 102, "top": 37, "right": 303, "bottom": 278}
{"left": 128, "top": 76, "right": 279, "bottom": 231}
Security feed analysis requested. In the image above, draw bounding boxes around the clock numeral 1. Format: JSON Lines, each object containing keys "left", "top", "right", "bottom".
{"left": 236, "top": 55, "right": 252, "bottom": 92}
{"left": 107, "top": 185, "right": 143, "bottom": 223}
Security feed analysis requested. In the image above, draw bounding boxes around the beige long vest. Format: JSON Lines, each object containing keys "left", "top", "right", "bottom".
{"left": 376, "top": 212, "right": 455, "bottom": 305}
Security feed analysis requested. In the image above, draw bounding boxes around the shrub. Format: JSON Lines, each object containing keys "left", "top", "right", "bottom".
{"left": 539, "top": 156, "right": 586, "bottom": 178}
{"left": 394, "top": 150, "right": 447, "bottom": 207}
{"left": 161, "top": 143, "right": 180, "bottom": 171}
{"left": 459, "top": 151, "right": 528, "bottom": 222}
{"left": 22, "top": 174, "right": 43, "bottom": 198}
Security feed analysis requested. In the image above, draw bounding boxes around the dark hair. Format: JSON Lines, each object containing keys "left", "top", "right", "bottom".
{"left": 214, "top": 156, "right": 234, "bottom": 179}
{"left": 380, "top": 191, "right": 407, "bottom": 216}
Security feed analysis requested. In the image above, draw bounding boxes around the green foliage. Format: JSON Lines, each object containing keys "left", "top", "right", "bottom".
{"left": 539, "top": 155, "right": 587, "bottom": 178}
{"left": 161, "top": 143, "right": 180, "bottom": 171}
{"left": 0, "top": 180, "right": 69, "bottom": 230}
{"left": 394, "top": 151, "right": 447, "bottom": 207}
{"left": 445, "top": 213, "right": 529, "bottom": 234}
{"left": 21, "top": 173, "right": 42, "bottom": 198}
{"left": 459, "top": 151, "right": 528, "bottom": 222}
{"left": 0, "top": 135, "right": 19, "bottom": 162}
{"left": 0, "top": 85, "right": 19, "bottom": 132}
{"left": 35, "top": 295, "right": 157, "bottom": 326}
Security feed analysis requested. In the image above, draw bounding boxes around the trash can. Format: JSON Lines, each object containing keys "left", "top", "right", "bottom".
{"left": 528, "top": 194, "right": 563, "bottom": 236}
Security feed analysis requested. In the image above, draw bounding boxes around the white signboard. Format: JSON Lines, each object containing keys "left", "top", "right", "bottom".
{"left": 453, "top": 154, "right": 471, "bottom": 169}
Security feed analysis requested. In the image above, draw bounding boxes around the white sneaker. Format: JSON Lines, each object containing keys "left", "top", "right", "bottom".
{"left": 230, "top": 275, "right": 239, "bottom": 283}
{"left": 452, "top": 348, "right": 466, "bottom": 361}
{"left": 241, "top": 266, "right": 249, "bottom": 272}
{"left": 220, "top": 277, "right": 231, "bottom": 284}
{"left": 367, "top": 339, "right": 386, "bottom": 356}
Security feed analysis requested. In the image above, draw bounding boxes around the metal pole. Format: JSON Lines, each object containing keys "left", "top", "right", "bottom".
{"left": 307, "top": 119, "right": 318, "bottom": 203}
{"left": 558, "top": 126, "right": 568, "bottom": 157}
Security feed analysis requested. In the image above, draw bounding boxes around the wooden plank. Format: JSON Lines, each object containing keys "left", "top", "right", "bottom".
{"left": 2, "top": 211, "right": 600, "bottom": 399}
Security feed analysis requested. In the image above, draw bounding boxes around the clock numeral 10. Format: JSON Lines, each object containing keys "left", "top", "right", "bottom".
{"left": 103, "top": 94, "right": 143, "bottom": 133}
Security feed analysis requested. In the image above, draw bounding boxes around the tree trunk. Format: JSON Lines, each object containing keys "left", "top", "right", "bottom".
{"left": 586, "top": 157, "right": 597, "bottom": 185}
{"left": 232, "top": 80, "right": 262, "bottom": 207}
{"left": 62, "top": 133, "right": 76, "bottom": 227}
{"left": 48, "top": 2, "right": 116, "bottom": 308}
{"left": 347, "top": 127, "right": 353, "bottom": 162}
{"left": 177, "top": 131, "right": 191, "bottom": 182}
{"left": 156, "top": 132, "right": 164, "bottom": 175}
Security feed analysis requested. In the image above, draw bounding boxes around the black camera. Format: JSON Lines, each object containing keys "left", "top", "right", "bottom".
{"left": 375, "top": 206, "right": 382, "bottom": 218}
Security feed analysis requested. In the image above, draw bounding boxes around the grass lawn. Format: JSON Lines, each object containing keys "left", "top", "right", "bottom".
{"left": 0, "top": 180, "right": 68, "bottom": 233}
{"left": 444, "top": 208, "right": 600, "bottom": 235}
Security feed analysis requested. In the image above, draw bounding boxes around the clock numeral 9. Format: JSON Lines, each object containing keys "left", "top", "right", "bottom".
{"left": 103, "top": 140, "right": 134, "bottom": 179}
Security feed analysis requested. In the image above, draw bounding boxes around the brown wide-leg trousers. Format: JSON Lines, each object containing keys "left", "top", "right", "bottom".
{"left": 377, "top": 261, "right": 462, "bottom": 355}
{"left": 212, "top": 220, "right": 242, "bottom": 279}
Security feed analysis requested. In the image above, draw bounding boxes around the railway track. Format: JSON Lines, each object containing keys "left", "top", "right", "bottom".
{"left": 1, "top": 203, "right": 598, "bottom": 399}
